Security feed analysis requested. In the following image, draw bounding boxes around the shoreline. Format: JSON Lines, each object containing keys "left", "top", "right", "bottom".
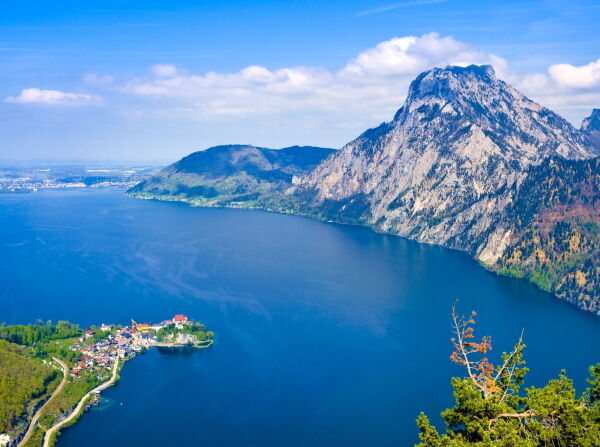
{"left": 127, "top": 191, "right": 600, "bottom": 317}
{"left": 43, "top": 358, "right": 120, "bottom": 447}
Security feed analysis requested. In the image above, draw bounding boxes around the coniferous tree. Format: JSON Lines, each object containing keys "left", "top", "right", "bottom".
{"left": 416, "top": 305, "right": 600, "bottom": 446}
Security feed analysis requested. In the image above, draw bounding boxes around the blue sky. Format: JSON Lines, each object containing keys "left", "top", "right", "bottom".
{"left": 1, "top": 0, "right": 599, "bottom": 162}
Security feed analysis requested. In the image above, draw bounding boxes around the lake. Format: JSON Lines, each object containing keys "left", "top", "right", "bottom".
{"left": 0, "top": 190, "right": 598, "bottom": 446}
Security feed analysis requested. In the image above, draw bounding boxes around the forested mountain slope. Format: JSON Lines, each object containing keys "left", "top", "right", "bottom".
{"left": 0, "top": 340, "right": 58, "bottom": 435}
{"left": 496, "top": 156, "right": 599, "bottom": 313}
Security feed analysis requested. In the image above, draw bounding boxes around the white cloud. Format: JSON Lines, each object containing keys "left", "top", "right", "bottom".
{"left": 5, "top": 88, "right": 101, "bottom": 106}
{"left": 341, "top": 33, "right": 505, "bottom": 77}
{"left": 548, "top": 58, "right": 600, "bottom": 89}
{"left": 510, "top": 59, "right": 600, "bottom": 125}
{"left": 120, "top": 33, "right": 507, "bottom": 122}
{"left": 34, "top": 32, "right": 596, "bottom": 135}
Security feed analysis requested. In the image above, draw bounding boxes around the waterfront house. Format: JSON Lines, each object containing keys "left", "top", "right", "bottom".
{"left": 173, "top": 314, "right": 188, "bottom": 323}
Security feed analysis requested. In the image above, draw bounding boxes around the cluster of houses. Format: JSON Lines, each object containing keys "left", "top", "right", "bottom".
{"left": 134, "top": 314, "right": 189, "bottom": 333}
{"left": 68, "top": 315, "right": 189, "bottom": 378}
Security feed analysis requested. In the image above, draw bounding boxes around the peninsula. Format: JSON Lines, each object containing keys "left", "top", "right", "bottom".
{"left": 0, "top": 315, "right": 214, "bottom": 447}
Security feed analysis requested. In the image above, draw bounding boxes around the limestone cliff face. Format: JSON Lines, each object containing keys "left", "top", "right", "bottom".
{"left": 293, "top": 65, "right": 595, "bottom": 263}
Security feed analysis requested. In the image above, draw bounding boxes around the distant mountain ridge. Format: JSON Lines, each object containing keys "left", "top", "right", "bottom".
{"left": 128, "top": 65, "right": 599, "bottom": 315}
{"left": 128, "top": 145, "right": 335, "bottom": 208}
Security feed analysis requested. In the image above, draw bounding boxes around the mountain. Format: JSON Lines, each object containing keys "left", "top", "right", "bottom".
{"left": 128, "top": 145, "right": 335, "bottom": 208}
{"left": 293, "top": 65, "right": 593, "bottom": 255}
{"left": 582, "top": 109, "right": 600, "bottom": 153}
{"left": 128, "top": 65, "right": 599, "bottom": 314}
{"left": 291, "top": 65, "right": 597, "bottom": 312}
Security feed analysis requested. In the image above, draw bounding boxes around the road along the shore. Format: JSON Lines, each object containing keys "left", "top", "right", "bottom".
{"left": 43, "top": 357, "right": 120, "bottom": 447}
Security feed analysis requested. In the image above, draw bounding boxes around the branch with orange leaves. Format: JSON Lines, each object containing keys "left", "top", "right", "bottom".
{"left": 450, "top": 303, "right": 524, "bottom": 400}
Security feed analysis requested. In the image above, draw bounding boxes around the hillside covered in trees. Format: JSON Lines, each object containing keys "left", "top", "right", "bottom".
{"left": 128, "top": 145, "right": 335, "bottom": 209}
{"left": 496, "top": 157, "right": 599, "bottom": 313}
{"left": 0, "top": 321, "right": 84, "bottom": 443}
{"left": 0, "top": 340, "right": 58, "bottom": 435}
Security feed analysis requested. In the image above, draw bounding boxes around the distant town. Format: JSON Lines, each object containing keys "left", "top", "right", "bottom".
{"left": 0, "top": 164, "right": 164, "bottom": 193}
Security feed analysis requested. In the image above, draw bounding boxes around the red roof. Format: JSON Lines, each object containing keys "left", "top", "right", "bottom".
{"left": 173, "top": 314, "right": 188, "bottom": 322}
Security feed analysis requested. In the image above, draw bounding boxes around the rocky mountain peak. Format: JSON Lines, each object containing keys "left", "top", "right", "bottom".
{"left": 581, "top": 109, "right": 600, "bottom": 132}
{"left": 404, "top": 64, "right": 497, "bottom": 104}
{"left": 400, "top": 64, "right": 517, "bottom": 120}
{"left": 386, "top": 64, "right": 594, "bottom": 161}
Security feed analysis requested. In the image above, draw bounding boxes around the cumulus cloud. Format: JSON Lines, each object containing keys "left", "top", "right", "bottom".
{"left": 342, "top": 33, "right": 507, "bottom": 77}
{"left": 25, "top": 32, "right": 596, "bottom": 133}
{"left": 548, "top": 58, "right": 600, "bottom": 89}
{"left": 5, "top": 88, "right": 101, "bottom": 106}
{"left": 120, "top": 33, "right": 507, "bottom": 122}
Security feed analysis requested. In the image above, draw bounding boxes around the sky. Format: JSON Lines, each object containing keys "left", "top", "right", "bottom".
{"left": 0, "top": 0, "right": 599, "bottom": 163}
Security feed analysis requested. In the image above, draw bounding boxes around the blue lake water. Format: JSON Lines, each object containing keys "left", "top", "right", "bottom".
{"left": 0, "top": 190, "right": 598, "bottom": 446}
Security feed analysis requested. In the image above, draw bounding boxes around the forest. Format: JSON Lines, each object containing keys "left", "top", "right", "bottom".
{"left": 0, "top": 321, "right": 81, "bottom": 346}
{"left": 0, "top": 340, "right": 58, "bottom": 434}
{"left": 0, "top": 320, "right": 84, "bottom": 438}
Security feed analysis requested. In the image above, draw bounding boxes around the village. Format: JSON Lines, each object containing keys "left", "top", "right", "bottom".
{"left": 68, "top": 314, "right": 192, "bottom": 379}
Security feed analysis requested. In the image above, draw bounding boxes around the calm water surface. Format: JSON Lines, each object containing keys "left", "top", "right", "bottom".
{"left": 0, "top": 190, "right": 598, "bottom": 446}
